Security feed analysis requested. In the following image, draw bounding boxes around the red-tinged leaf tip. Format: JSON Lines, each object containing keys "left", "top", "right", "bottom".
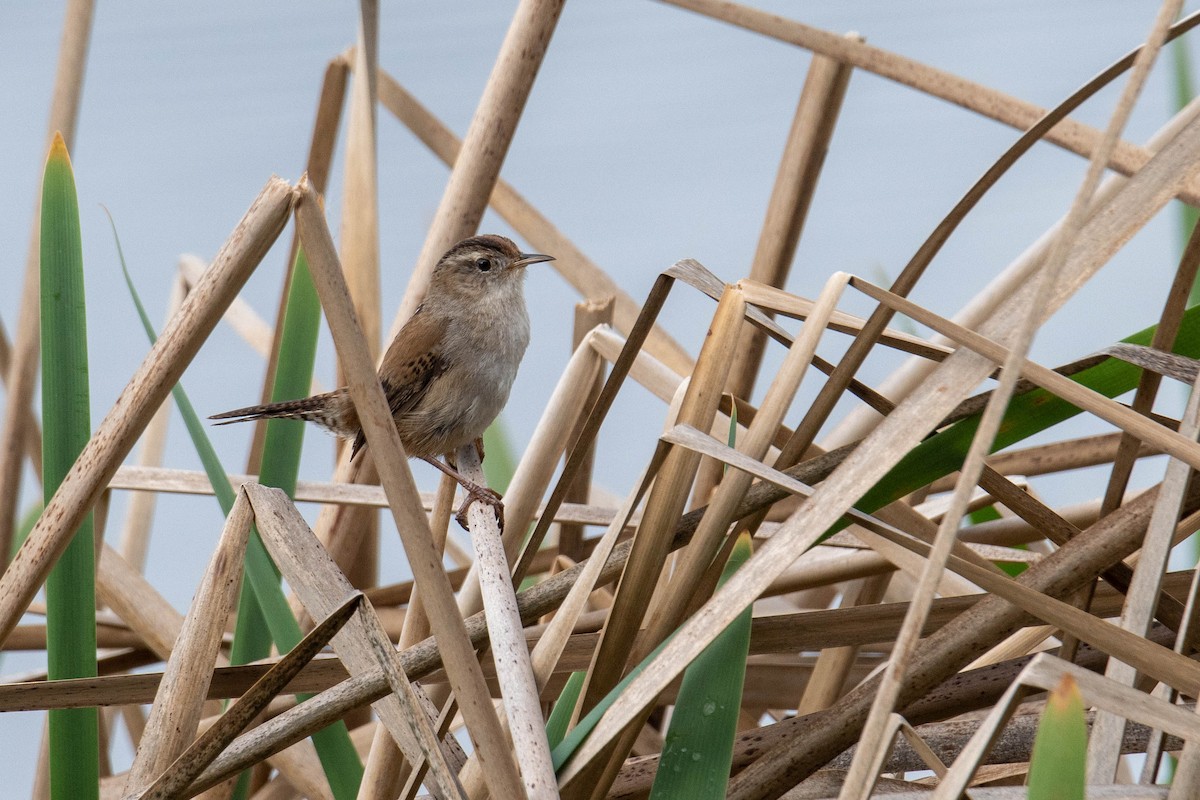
{"left": 1048, "top": 673, "right": 1081, "bottom": 712}
{"left": 48, "top": 131, "right": 72, "bottom": 166}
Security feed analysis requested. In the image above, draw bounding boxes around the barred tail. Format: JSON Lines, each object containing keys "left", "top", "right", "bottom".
{"left": 209, "top": 391, "right": 350, "bottom": 434}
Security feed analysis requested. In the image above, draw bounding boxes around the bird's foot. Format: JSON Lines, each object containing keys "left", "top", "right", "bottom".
{"left": 419, "top": 454, "right": 504, "bottom": 530}
{"left": 455, "top": 483, "right": 504, "bottom": 531}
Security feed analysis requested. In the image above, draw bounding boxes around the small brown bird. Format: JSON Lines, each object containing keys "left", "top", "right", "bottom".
{"left": 210, "top": 234, "right": 553, "bottom": 526}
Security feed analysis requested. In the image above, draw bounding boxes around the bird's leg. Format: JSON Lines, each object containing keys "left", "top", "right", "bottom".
{"left": 420, "top": 455, "right": 504, "bottom": 530}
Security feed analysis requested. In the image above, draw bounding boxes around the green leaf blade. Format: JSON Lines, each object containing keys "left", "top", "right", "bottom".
{"left": 1028, "top": 674, "right": 1088, "bottom": 800}
{"left": 649, "top": 533, "right": 753, "bottom": 800}
{"left": 40, "top": 132, "right": 99, "bottom": 800}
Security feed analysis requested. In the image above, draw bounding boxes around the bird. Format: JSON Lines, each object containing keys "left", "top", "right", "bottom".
{"left": 210, "top": 234, "right": 553, "bottom": 527}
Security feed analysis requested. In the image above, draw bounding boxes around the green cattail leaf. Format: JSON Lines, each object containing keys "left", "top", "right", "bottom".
{"left": 1171, "top": 39, "right": 1200, "bottom": 264}
{"left": 259, "top": 246, "right": 321, "bottom": 497}
{"left": 552, "top": 637, "right": 673, "bottom": 771}
{"left": 649, "top": 533, "right": 753, "bottom": 800}
{"left": 1028, "top": 674, "right": 1087, "bottom": 800}
{"left": 40, "top": 132, "right": 99, "bottom": 800}
{"left": 482, "top": 419, "right": 518, "bottom": 493}
{"left": 112, "top": 223, "right": 361, "bottom": 798}
{"left": 546, "top": 671, "right": 586, "bottom": 749}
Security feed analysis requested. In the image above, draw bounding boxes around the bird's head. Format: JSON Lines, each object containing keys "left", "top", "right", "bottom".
{"left": 430, "top": 234, "right": 554, "bottom": 297}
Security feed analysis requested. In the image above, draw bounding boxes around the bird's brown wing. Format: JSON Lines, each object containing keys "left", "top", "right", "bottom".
{"left": 351, "top": 307, "right": 448, "bottom": 458}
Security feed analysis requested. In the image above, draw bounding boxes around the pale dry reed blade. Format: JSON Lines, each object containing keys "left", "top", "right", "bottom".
{"left": 244, "top": 484, "right": 464, "bottom": 799}
{"left": 375, "top": 70, "right": 695, "bottom": 378}
{"left": 106, "top": 464, "right": 624, "bottom": 527}
{"left": 831, "top": 91, "right": 1200, "bottom": 447}
{"left": 455, "top": 444, "right": 557, "bottom": 799}
{"left": 931, "top": 654, "right": 1200, "bottom": 799}
{"left": 394, "top": 0, "right": 566, "bottom": 330}
{"left": 0, "top": 176, "right": 294, "bottom": 646}
{"left": 1089, "top": 362, "right": 1200, "bottom": 777}
{"left": 661, "top": 0, "right": 1200, "bottom": 204}
{"left": 639, "top": 273, "right": 850, "bottom": 662}
{"left": 576, "top": 285, "right": 745, "bottom": 714}
{"left": 0, "top": 0, "right": 95, "bottom": 559}
{"left": 841, "top": 3, "right": 1180, "bottom": 783}
{"left": 737, "top": 280, "right": 955, "bottom": 361}
{"left": 122, "top": 489, "right": 253, "bottom": 796}
{"left": 293, "top": 178, "right": 524, "bottom": 797}
{"left": 728, "top": 47, "right": 855, "bottom": 399}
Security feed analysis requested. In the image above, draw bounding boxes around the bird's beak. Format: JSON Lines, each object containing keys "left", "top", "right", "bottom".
{"left": 512, "top": 252, "right": 555, "bottom": 269}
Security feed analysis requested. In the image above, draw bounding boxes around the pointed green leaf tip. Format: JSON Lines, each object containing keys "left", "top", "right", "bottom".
{"left": 48, "top": 131, "right": 71, "bottom": 166}
{"left": 1028, "top": 674, "right": 1087, "bottom": 800}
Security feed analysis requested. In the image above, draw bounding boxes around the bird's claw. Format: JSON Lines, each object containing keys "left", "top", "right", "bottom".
{"left": 455, "top": 486, "right": 504, "bottom": 531}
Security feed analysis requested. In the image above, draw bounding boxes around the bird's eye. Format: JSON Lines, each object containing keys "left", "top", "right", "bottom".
{"left": 475, "top": 257, "right": 492, "bottom": 272}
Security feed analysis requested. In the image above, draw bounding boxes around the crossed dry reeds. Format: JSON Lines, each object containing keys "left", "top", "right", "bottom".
{"left": 9, "top": 0, "right": 1200, "bottom": 798}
